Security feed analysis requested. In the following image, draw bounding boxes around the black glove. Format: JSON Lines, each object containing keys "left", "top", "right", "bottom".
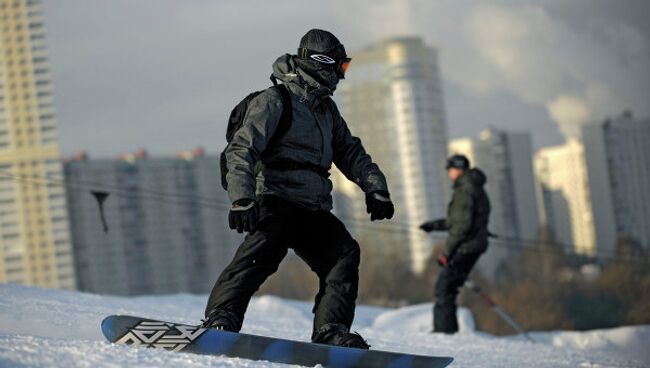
{"left": 228, "top": 199, "right": 258, "bottom": 233}
{"left": 419, "top": 218, "right": 447, "bottom": 233}
{"left": 365, "top": 190, "right": 394, "bottom": 221}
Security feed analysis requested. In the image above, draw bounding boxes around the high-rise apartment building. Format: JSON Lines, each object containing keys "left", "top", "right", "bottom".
{"left": 582, "top": 111, "right": 650, "bottom": 252}
{"left": 64, "top": 151, "right": 240, "bottom": 295}
{"left": 535, "top": 111, "right": 650, "bottom": 257}
{"left": 534, "top": 140, "right": 597, "bottom": 255}
{"left": 333, "top": 37, "right": 449, "bottom": 273}
{"left": 449, "top": 128, "right": 539, "bottom": 278}
{"left": 0, "top": 0, "right": 75, "bottom": 288}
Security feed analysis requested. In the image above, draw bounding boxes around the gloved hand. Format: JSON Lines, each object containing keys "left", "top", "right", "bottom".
{"left": 419, "top": 218, "right": 447, "bottom": 233}
{"left": 228, "top": 198, "right": 258, "bottom": 233}
{"left": 437, "top": 253, "right": 449, "bottom": 267}
{"left": 365, "top": 190, "right": 394, "bottom": 221}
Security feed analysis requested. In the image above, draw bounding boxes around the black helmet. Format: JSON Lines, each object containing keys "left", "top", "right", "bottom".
{"left": 297, "top": 29, "right": 351, "bottom": 79}
{"left": 446, "top": 154, "right": 470, "bottom": 170}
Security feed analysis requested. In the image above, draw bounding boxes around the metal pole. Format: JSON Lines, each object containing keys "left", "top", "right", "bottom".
{"left": 464, "top": 279, "right": 535, "bottom": 343}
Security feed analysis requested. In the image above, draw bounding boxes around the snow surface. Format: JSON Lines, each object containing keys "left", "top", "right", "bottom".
{"left": 0, "top": 284, "right": 648, "bottom": 367}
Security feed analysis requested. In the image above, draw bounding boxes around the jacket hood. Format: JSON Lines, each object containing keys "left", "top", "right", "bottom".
{"left": 271, "top": 54, "right": 333, "bottom": 101}
{"left": 455, "top": 168, "right": 487, "bottom": 189}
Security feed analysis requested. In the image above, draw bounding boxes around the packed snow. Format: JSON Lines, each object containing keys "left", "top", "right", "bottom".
{"left": 0, "top": 284, "right": 647, "bottom": 367}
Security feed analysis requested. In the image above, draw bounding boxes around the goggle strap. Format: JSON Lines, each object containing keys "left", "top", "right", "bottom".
{"left": 297, "top": 46, "right": 345, "bottom": 59}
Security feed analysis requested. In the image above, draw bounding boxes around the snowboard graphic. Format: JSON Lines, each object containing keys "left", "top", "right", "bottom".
{"left": 101, "top": 315, "right": 453, "bottom": 367}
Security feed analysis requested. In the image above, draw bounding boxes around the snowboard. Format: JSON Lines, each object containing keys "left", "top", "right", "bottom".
{"left": 101, "top": 315, "right": 453, "bottom": 368}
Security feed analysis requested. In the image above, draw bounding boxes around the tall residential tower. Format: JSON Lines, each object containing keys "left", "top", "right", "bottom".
{"left": 0, "top": 0, "right": 75, "bottom": 288}
{"left": 534, "top": 140, "right": 597, "bottom": 255}
{"left": 64, "top": 151, "right": 240, "bottom": 295}
{"left": 582, "top": 111, "right": 650, "bottom": 252}
{"left": 334, "top": 37, "right": 449, "bottom": 272}
{"left": 535, "top": 111, "right": 650, "bottom": 257}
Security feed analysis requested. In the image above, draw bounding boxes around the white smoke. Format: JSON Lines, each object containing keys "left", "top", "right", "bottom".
{"left": 547, "top": 95, "right": 590, "bottom": 138}
{"left": 333, "top": 1, "right": 650, "bottom": 139}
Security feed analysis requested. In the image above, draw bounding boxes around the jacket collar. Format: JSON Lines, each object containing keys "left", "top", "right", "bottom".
{"left": 272, "top": 53, "right": 332, "bottom": 107}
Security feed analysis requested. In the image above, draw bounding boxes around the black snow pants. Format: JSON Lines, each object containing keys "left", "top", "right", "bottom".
{"left": 205, "top": 195, "right": 361, "bottom": 340}
{"left": 434, "top": 250, "right": 483, "bottom": 333}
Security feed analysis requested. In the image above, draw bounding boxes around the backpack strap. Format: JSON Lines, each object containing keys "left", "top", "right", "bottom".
{"left": 266, "top": 82, "right": 292, "bottom": 148}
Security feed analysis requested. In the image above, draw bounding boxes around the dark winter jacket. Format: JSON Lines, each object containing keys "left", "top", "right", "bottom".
{"left": 444, "top": 168, "right": 491, "bottom": 257}
{"left": 224, "top": 54, "right": 388, "bottom": 210}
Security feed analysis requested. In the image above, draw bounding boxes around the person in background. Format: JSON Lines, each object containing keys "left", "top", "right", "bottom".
{"left": 420, "top": 154, "right": 491, "bottom": 333}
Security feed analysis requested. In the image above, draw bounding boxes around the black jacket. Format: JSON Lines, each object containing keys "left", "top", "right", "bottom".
{"left": 225, "top": 54, "right": 388, "bottom": 210}
{"left": 444, "top": 168, "right": 491, "bottom": 257}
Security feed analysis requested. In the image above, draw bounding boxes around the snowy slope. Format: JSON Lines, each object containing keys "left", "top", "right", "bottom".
{"left": 0, "top": 284, "right": 647, "bottom": 368}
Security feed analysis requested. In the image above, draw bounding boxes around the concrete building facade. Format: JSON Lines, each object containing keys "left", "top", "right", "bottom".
{"left": 64, "top": 151, "right": 240, "bottom": 295}
{"left": 0, "top": 0, "right": 75, "bottom": 288}
{"left": 534, "top": 140, "right": 597, "bottom": 255}
{"left": 334, "top": 37, "right": 449, "bottom": 273}
{"left": 535, "top": 112, "right": 650, "bottom": 258}
{"left": 582, "top": 111, "right": 650, "bottom": 252}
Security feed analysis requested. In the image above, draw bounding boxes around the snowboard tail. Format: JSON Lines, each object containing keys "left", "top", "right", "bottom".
{"left": 101, "top": 315, "right": 453, "bottom": 368}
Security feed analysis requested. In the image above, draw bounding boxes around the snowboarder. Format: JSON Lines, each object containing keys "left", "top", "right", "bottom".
{"left": 420, "top": 154, "right": 490, "bottom": 334}
{"left": 203, "top": 29, "right": 394, "bottom": 349}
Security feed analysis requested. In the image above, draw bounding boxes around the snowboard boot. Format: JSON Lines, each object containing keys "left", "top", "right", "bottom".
{"left": 312, "top": 323, "right": 370, "bottom": 350}
{"left": 201, "top": 308, "right": 241, "bottom": 332}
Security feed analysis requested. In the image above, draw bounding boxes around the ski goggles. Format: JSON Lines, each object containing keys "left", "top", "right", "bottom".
{"left": 298, "top": 47, "right": 352, "bottom": 79}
